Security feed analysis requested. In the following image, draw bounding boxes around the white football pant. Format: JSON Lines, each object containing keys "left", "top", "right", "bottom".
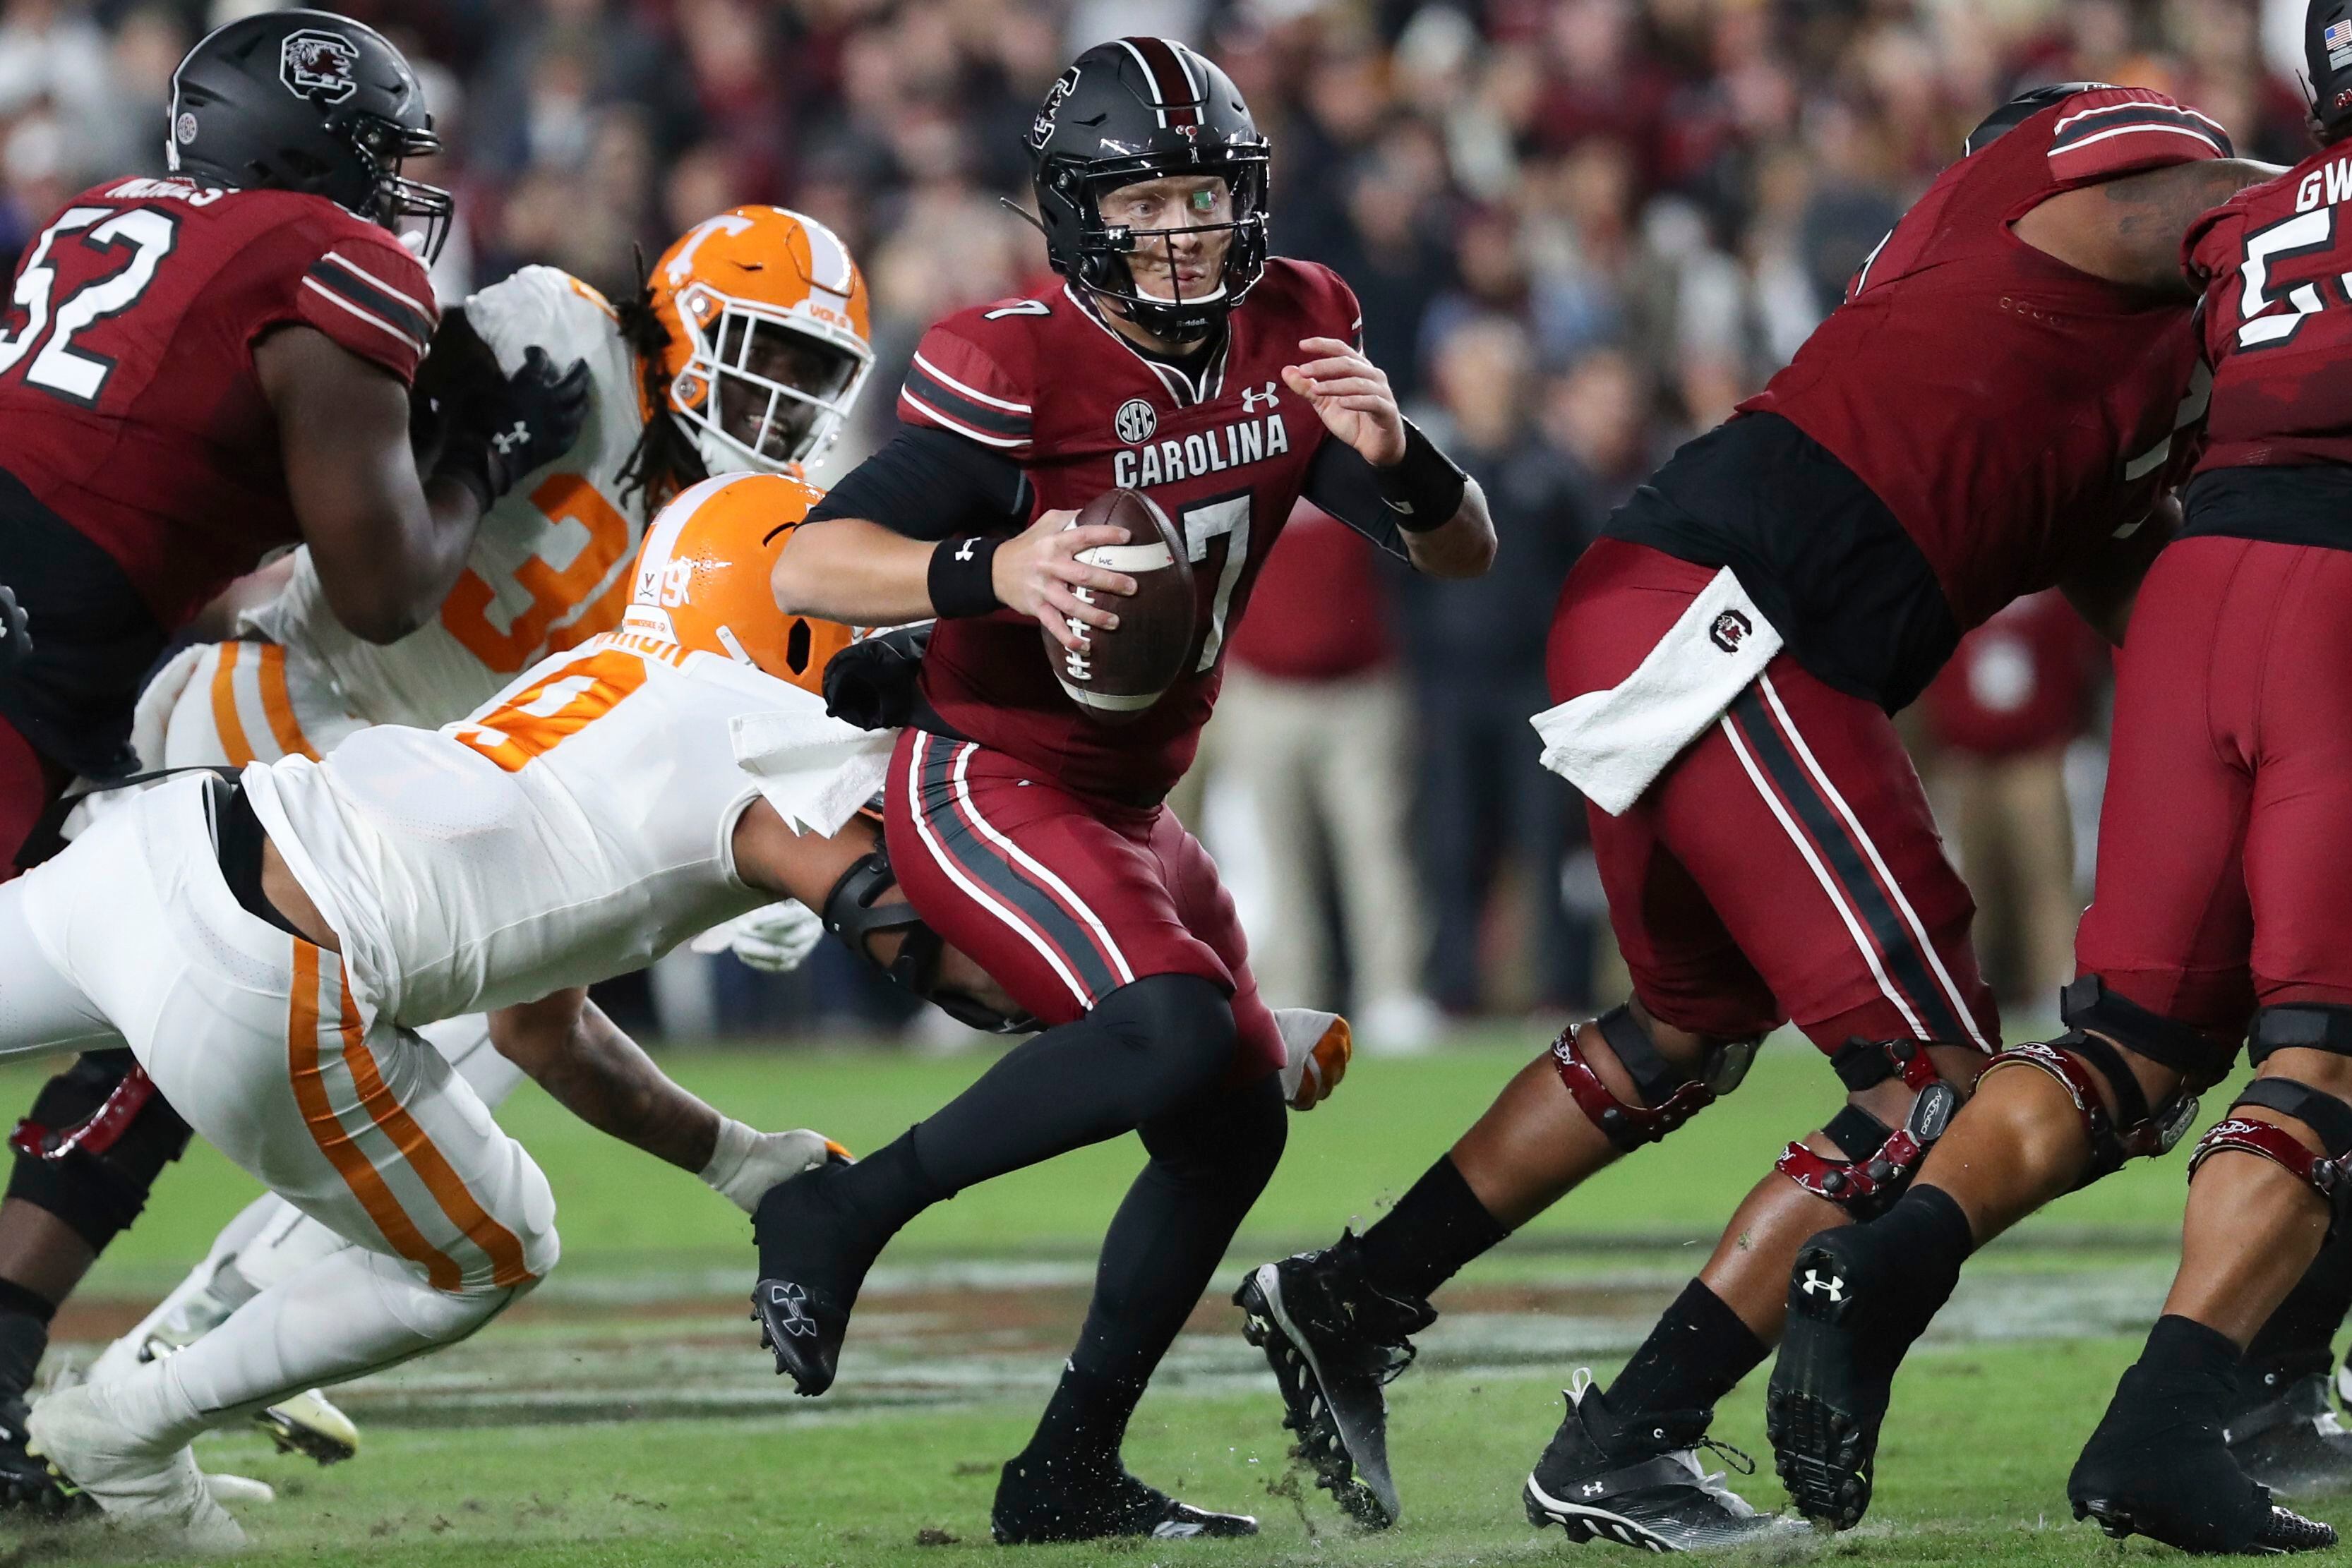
{"left": 1, "top": 776, "right": 556, "bottom": 1455}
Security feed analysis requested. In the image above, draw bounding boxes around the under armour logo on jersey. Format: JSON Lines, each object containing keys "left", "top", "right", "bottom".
{"left": 490, "top": 421, "right": 532, "bottom": 455}
{"left": 1240, "top": 381, "right": 1280, "bottom": 412}
{"left": 1800, "top": 1270, "right": 1844, "bottom": 1303}
{"left": 766, "top": 1281, "right": 818, "bottom": 1338}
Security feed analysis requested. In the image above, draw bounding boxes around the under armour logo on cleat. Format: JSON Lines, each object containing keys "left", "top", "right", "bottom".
{"left": 490, "top": 421, "right": 531, "bottom": 454}
{"left": 767, "top": 1281, "right": 818, "bottom": 1337}
{"left": 1800, "top": 1270, "right": 1844, "bottom": 1303}
{"left": 1582, "top": 1482, "right": 1606, "bottom": 1497}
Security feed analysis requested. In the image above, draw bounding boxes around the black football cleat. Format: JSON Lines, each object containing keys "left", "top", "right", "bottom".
{"left": 749, "top": 1161, "right": 872, "bottom": 1397}
{"left": 2071, "top": 1356, "right": 2336, "bottom": 1554}
{"left": 2226, "top": 1370, "right": 2352, "bottom": 1497}
{"left": 0, "top": 1394, "right": 92, "bottom": 1517}
{"left": 1765, "top": 1227, "right": 1918, "bottom": 1532}
{"left": 1522, "top": 1373, "right": 1787, "bottom": 1552}
{"left": 991, "top": 1449, "right": 1258, "bottom": 1543}
{"left": 1235, "top": 1232, "right": 1435, "bottom": 1528}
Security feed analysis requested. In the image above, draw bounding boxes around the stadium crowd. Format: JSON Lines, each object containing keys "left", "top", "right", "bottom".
{"left": 0, "top": 0, "right": 2318, "bottom": 1039}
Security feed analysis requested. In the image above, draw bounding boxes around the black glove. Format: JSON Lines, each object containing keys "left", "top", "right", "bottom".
{"left": 822, "top": 624, "right": 932, "bottom": 730}
{"left": 431, "top": 346, "right": 593, "bottom": 511}
{"left": 0, "top": 584, "right": 32, "bottom": 676}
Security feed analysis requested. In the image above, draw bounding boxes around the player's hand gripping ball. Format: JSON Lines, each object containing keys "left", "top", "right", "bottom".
{"left": 1040, "top": 489, "right": 1196, "bottom": 725}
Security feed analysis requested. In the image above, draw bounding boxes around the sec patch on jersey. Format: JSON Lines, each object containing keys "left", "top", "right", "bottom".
{"left": 1045, "top": 490, "right": 1194, "bottom": 725}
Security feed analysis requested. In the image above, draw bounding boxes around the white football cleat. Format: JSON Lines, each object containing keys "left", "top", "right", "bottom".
{"left": 25, "top": 1382, "right": 247, "bottom": 1552}
{"left": 251, "top": 1387, "right": 359, "bottom": 1466}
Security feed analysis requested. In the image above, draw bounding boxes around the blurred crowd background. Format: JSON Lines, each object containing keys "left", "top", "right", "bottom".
{"left": 0, "top": 0, "right": 2316, "bottom": 1045}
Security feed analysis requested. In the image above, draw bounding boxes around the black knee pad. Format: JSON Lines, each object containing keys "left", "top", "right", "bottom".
{"left": 1089, "top": 974, "right": 1239, "bottom": 1115}
{"left": 1551, "top": 1005, "right": 1759, "bottom": 1152}
{"left": 6, "top": 1051, "right": 193, "bottom": 1251}
{"left": 1775, "top": 1037, "right": 1964, "bottom": 1217}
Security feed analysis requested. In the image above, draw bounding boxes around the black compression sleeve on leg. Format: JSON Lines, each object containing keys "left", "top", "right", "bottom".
{"left": 1021, "top": 1075, "right": 1288, "bottom": 1468}
{"left": 2245, "top": 1222, "right": 2352, "bottom": 1384}
{"left": 896, "top": 974, "right": 1238, "bottom": 1199}
{"left": 0, "top": 1279, "right": 52, "bottom": 1404}
{"left": 6, "top": 1049, "right": 193, "bottom": 1250}
{"left": 1603, "top": 1279, "right": 1767, "bottom": 1423}
{"left": 1355, "top": 1154, "right": 1510, "bottom": 1303}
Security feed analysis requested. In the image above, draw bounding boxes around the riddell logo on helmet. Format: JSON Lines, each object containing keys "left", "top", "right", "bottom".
{"left": 1029, "top": 66, "right": 1081, "bottom": 150}
{"left": 280, "top": 29, "right": 359, "bottom": 105}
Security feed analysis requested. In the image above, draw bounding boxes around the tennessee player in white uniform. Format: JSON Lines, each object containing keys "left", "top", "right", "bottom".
{"left": 61, "top": 206, "right": 872, "bottom": 1461}
{"left": 0, "top": 473, "right": 908, "bottom": 1546}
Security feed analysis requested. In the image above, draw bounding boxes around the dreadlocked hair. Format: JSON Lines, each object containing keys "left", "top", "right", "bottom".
{"left": 615, "top": 244, "right": 709, "bottom": 511}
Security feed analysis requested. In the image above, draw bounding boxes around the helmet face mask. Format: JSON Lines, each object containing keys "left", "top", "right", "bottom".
{"left": 340, "top": 111, "right": 453, "bottom": 263}
{"left": 1028, "top": 39, "right": 1272, "bottom": 343}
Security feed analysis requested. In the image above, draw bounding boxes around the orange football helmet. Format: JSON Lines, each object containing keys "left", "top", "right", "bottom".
{"left": 647, "top": 206, "right": 873, "bottom": 476}
{"left": 623, "top": 471, "right": 858, "bottom": 694}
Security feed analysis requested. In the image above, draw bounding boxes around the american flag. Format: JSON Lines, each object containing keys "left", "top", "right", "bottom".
{"left": 2329, "top": 18, "right": 2352, "bottom": 50}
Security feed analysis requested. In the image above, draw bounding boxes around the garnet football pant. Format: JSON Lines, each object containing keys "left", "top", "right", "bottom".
{"left": 1547, "top": 540, "right": 1998, "bottom": 1051}
{"left": 2075, "top": 536, "right": 2352, "bottom": 1039}
{"left": 884, "top": 730, "right": 1285, "bottom": 1080}
{"left": 0, "top": 776, "right": 553, "bottom": 1449}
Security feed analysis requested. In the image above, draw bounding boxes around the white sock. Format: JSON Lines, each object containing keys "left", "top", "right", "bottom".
{"left": 100, "top": 1248, "right": 528, "bottom": 1452}
{"left": 86, "top": 1193, "right": 283, "bottom": 1386}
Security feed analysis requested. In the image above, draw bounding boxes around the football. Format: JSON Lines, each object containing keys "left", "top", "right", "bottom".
{"left": 1042, "top": 489, "right": 1196, "bottom": 725}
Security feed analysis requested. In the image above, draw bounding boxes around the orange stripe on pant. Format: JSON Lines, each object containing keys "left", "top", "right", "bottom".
{"left": 256, "top": 645, "right": 318, "bottom": 761}
{"left": 333, "top": 970, "right": 535, "bottom": 1288}
{"left": 209, "top": 641, "right": 257, "bottom": 768}
{"left": 285, "top": 943, "right": 463, "bottom": 1292}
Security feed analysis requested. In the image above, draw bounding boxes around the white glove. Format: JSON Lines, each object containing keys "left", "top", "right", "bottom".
{"left": 700, "top": 1118, "right": 844, "bottom": 1214}
{"left": 1274, "top": 1008, "right": 1352, "bottom": 1112}
{"left": 689, "top": 899, "right": 824, "bottom": 974}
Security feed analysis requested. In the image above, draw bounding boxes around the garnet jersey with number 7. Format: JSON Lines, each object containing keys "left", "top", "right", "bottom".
{"left": 2185, "top": 147, "right": 2352, "bottom": 472}
{"left": 899, "top": 258, "right": 1360, "bottom": 805}
{"left": 0, "top": 176, "right": 433, "bottom": 632}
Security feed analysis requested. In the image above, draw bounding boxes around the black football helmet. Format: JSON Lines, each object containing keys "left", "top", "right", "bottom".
{"left": 2308, "top": 0, "right": 2352, "bottom": 139}
{"left": 165, "top": 9, "right": 452, "bottom": 263}
{"left": 1026, "top": 37, "right": 1270, "bottom": 341}
{"left": 1964, "top": 81, "right": 2115, "bottom": 157}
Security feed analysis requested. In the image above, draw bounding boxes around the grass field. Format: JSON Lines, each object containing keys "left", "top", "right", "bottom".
{"left": 9, "top": 1030, "right": 2343, "bottom": 1564}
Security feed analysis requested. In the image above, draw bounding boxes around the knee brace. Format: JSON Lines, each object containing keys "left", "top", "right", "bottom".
{"left": 6, "top": 1051, "right": 193, "bottom": 1250}
{"left": 1976, "top": 976, "right": 2218, "bottom": 1184}
{"left": 1551, "top": 1005, "right": 1759, "bottom": 1152}
{"left": 822, "top": 845, "right": 1032, "bottom": 1033}
{"left": 1775, "top": 1037, "right": 1962, "bottom": 1217}
{"left": 2188, "top": 1075, "right": 2352, "bottom": 1232}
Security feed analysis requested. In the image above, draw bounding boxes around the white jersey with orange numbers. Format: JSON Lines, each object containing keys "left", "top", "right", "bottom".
{"left": 243, "top": 265, "right": 650, "bottom": 730}
{"left": 238, "top": 471, "right": 894, "bottom": 1032}
{"left": 241, "top": 627, "right": 822, "bottom": 1032}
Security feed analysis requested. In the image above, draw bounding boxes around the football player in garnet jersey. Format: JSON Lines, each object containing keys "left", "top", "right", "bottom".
{"left": 0, "top": 8, "right": 591, "bottom": 1514}
{"left": 1765, "top": 6, "right": 2352, "bottom": 1554}
{"left": 1230, "top": 86, "right": 2295, "bottom": 1549}
{"left": 0, "top": 205, "right": 878, "bottom": 1493}
{"left": 747, "top": 37, "right": 1494, "bottom": 1544}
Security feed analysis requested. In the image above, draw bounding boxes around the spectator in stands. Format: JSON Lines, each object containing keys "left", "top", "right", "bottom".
{"left": 1218, "top": 504, "right": 1441, "bottom": 1054}
{"left": 1921, "top": 590, "right": 2109, "bottom": 1011}
{"left": 1402, "top": 316, "right": 1601, "bottom": 1016}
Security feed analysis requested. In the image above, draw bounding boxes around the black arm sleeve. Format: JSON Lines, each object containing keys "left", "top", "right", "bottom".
{"left": 805, "top": 424, "right": 1032, "bottom": 541}
{"left": 1300, "top": 438, "right": 1413, "bottom": 562}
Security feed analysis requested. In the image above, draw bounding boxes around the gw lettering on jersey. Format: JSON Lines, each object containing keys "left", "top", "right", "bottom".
{"left": 100, "top": 176, "right": 224, "bottom": 207}
{"left": 246, "top": 266, "right": 647, "bottom": 730}
{"left": 2296, "top": 154, "right": 2352, "bottom": 213}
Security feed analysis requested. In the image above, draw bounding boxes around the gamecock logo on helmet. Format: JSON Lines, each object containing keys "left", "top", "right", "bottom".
{"left": 1029, "top": 65, "right": 1081, "bottom": 150}
{"left": 1710, "top": 609, "right": 1753, "bottom": 653}
{"left": 280, "top": 29, "right": 360, "bottom": 105}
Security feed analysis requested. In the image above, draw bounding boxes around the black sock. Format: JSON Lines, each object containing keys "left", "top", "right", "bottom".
{"left": 1021, "top": 1361, "right": 1146, "bottom": 1469}
{"left": 2244, "top": 1221, "right": 2352, "bottom": 1386}
{"left": 828, "top": 1129, "right": 949, "bottom": 1239}
{"left": 1355, "top": 1155, "right": 1509, "bottom": 1302}
{"left": 901, "top": 975, "right": 1237, "bottom": 1197}
{"left": 2142, "top": 1313, "right": 2245, "bottom": 1383}
{"left": 0, "top": 1279, "right": 55, "bottom": 1406}
{"left": 1864, "top": 1184, "right": 1976, "bottom": 1350}
{"left": 1603, "top": 1279, "right": 1767, "bottom": 1422}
